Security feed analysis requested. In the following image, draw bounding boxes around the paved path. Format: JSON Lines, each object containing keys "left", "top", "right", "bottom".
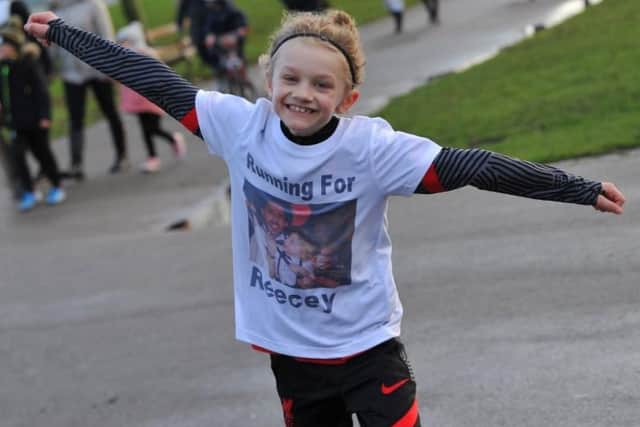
{"left": 2, "top": 1, "right": 638, "bottom": 426}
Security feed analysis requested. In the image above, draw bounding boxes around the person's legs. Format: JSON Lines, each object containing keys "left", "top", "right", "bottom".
{"left": 25, "top": 128, "right": 66, "bottom": 205}
{"left": 90, "top": 79, "right": 128, "bottom": 171}
{"left": 139, "top": 112, "right": 186, "bottom": 162}
{"left": 137, "top": 112, "right": 164, "bottom": 173}
{"left": 206, "top": 46, "right": 225, "bottom": 77}
{"left": 10, "top": 132, "right": 34, "bottom": 194}
{"left": 143, "top": 113, "right": 175, "bottom": 145}
{"left": 11, "top": 131, "right": 42, "bottom": 211}
{"left": 392, "top": 11, "right": 403, "bottom": 33}
{"left": 0, "top": 136, "right": 22, "bottom": 199}
{"left": 346, "top": 339, "right": 421, "bottom": 427}
{"left": 270, "top": 355, "right": 354, "bottom": 427}
{"left": 137, "top": 113, "right": 158, "bottom": 158}
{"left": 26, "top": 128, "right": 61, "bottom": 189}
{"left": 63, "top": 81, "right": 87, "bottom": 176}
{"left": 422, "top": 0, "right": 439, "bottom": 23}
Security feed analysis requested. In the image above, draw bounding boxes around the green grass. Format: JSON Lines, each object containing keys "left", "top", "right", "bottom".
{"left": 50, "top": 0, "right": 417, "bottom": 139}
{"left": 377, "top": 0, "right": 640, "bottom": 162}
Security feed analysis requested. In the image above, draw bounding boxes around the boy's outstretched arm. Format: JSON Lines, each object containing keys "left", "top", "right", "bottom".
{"left": 416, "top": 148, "right": 625, "bottom": 215}
{"left": 25, "top": 12, "right": 201, "bottom": 138}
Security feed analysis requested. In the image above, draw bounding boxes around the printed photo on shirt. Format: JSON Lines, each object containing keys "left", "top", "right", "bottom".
{"left": 244, "top": 180, "right": 356, "bottom": 289}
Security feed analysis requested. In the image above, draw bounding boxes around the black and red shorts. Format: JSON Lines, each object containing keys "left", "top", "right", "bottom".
{"left": 270, "top": 338, "right": 420, "bottom": 427}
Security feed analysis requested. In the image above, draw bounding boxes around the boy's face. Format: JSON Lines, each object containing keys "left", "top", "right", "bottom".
{"left": 263, "top": 201, "right": 287, "bottom": 236}
{"left": 267, "top": 39, "right": 359, "bottom": 137}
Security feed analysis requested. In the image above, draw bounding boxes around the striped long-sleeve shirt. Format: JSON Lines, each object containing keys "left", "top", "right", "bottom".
{"left": 419, "top": 148, "right": 602, "bottom": 205}
{"left": 46, "top": 18, "right": 602, "bottom": 205}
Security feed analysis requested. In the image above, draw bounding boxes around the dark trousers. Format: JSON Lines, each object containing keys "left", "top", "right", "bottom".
{"left": 64, "top": 79, "right": 127, "bottom": 168}
{"left": 136, "top": 112, "right": 174, "bottom": 158}
{"left": 270, "top": 339, "right": 421, "bottom": 427}
{"left": 0, "top": 135, "right": 21, "bottom": 198}
{"left": 422, "top": 0, "right": 438, "bottom": 22}
{"left": 11, "top": 128, "right": 60, "bottom": 193}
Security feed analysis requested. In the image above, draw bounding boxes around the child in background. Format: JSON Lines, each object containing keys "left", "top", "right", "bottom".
{"left": 200, "top": 0, "right": 248, "bottom": 77}
{"left": 27, "top": 9, "right": 625, "bottom": 426}
{"left": 384, "top": 0, "right": 439, "bottom": 33}
{"left": 384, "top": 0, "right": 405, "bottom": 33}
{"left": 115, "top": 22, "right": 186, "bottom": 173}
{"left": 0, "top": 16, "right": 64, "bottom": 211}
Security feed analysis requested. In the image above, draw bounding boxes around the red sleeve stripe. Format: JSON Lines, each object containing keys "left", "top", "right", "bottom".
{"left": 180, "top": 107, "right": 199, "bottom": 134}
{"left": 421, "top": 164, "right": 445, "bottom": 193}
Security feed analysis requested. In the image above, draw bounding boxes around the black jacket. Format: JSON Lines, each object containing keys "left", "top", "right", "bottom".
{"left": 0, "top": 48, "right": 51, "bottom": 130}
{"left": 202, "top": 1, "right": 248, "bottom": 36}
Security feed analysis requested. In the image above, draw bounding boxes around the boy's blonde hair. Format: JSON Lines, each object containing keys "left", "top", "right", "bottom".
{"left": 259, "top": 10, "right": 366, "bottom": 88}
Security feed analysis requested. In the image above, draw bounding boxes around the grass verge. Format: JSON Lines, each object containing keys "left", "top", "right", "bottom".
{"left": 377, "top": 0, "right": 640, "bottom": 162}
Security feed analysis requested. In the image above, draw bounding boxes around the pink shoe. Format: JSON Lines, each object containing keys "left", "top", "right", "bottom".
{"left": 172, "top": 132, "right": 187, "bottom": 159}
{"left": 140, "top": 157, "right": 161, "bottom": 173}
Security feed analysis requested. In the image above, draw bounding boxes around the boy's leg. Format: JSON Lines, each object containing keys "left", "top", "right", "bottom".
{"left": 346, "top": 339, "right": 421, "bottom": 427}
{"left": 270, "top": 355, "right": 353, "bottom": 427}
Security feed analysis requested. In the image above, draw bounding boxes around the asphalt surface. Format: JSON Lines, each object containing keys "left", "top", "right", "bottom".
{"left": 1, "top": 1, "right": 638, "bottom": 426}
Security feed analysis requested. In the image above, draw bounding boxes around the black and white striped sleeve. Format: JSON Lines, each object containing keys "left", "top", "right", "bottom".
{"left": 46, "top": 18, "right": 201, "bottom": 136}
{"left": 416, "top": 147, "right": 602, "bottom": 206}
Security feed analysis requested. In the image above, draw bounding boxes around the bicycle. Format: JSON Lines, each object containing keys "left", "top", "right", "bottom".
{"left": 216, "top": 48, "right": 257, "bottom": 101}
{"left": 206, "top": 32, "right": 257, "bottom": 101}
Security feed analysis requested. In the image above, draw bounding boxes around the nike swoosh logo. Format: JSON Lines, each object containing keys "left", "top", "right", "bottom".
{"left": 381, "top": 378, "right": 410, "bottom": 395}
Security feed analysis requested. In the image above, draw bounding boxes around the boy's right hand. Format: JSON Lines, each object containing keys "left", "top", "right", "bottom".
{"left": 24, "top": 12, "right": 60, "bottom": 47}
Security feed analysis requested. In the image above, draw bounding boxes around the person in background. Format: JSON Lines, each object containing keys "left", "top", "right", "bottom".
{"left": 384, "top": 0, "right": 405, "bottom": 33}
{"left": 115, "top": 22, "right": 186, "bottom": 173}
{"left": 200, "top": 0, "right": 248, "bottom": 76}
{"left": 385, "top": 0, "right": 439, "bottom": 34}
{"left": 50, "top": 0, "right": 128, "bottom": 180}
{"left": 422, "top": 0, "right": 439, "bottom": 24}
{"left": 0, "top": 0, "right": 52, "bottom": 199}
{"left": 0, "top": 16, "right": 64, "bottom": 211}
{"left": 176, "top": 0, "right": 207, "bottom": 67}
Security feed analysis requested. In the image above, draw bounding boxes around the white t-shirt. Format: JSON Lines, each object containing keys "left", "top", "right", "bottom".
{"left": 196, "top": 91, "right": 441, "bottom": 358}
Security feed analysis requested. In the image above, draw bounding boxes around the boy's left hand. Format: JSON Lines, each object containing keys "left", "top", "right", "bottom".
{"left": 39, "top": 119, "right": 51, "bottom": 129}
{"left": 594, "top": 182, "right": 625, "bottom": 214}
